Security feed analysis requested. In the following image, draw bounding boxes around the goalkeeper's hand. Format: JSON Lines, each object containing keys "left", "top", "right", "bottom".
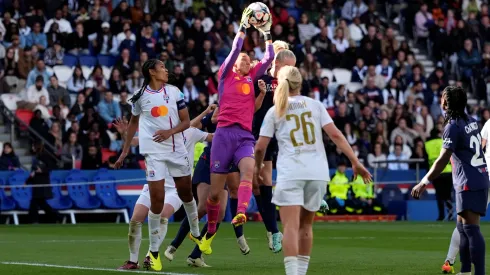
{"left": 256, "top": 16, "right": 272, "bottom": 36}
{"left": 319, "top": 200, "right": 329, "bottom": 214}
{"left": 240, "top": 7, "right": 253, "bottom": 29}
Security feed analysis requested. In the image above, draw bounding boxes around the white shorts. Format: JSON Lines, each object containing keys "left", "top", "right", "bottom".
{"left": 272, "top": 180, "right": 327, "bottom": 212}
{"left": 135, "top": 184, "right": 183, "bottom": 212}
{"left": 144, "top": 152, "right": 191, "bottom": 181}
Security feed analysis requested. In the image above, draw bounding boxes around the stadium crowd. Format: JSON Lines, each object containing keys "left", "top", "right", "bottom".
{"left": 0, "top": 0, "right": 488, "bottom": 175}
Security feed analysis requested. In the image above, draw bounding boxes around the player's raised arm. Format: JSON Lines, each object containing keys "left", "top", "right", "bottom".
{"left": 190, "top": 104, "right": 217, "bottom": 129}
{"left": 250, "top": 16, "right": 275, "bottom": 80}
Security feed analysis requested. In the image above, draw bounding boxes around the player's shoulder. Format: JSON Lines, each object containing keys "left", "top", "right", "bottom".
{"left": 165, "top": 84, "right": 184, "bottom": 97}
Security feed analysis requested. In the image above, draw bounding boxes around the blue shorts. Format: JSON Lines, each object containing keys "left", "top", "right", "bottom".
{"left": 192, "top": 152, "right": 239, "bottom": 185}
{"left": 456, "top": 189, "right": 488, "bottom": 216}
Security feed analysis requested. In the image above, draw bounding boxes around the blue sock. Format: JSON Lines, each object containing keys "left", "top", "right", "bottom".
{"left": 189, "top": 223, "right": 220, "bottom": 259}
{"left": 260, "top": 185, "right": 279, "bottom": 234}
{"left": 457, "top": 222, "right": 472, "bottom": 273}
{"left": 171, "top": 216, "right": 190, "bottom": 249}
{"left": 463, "top": 224, "right": 486, "bottom": 275}
{"left": 230, "top": 198, "right": 243, "bottom": 238}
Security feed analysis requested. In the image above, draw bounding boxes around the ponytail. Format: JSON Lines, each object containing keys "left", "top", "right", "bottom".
{"left": 129, "top": 59, "right": 159, "bottom": 103}
{"left": 273, "top": 65, "right": 303, "bottom": 118}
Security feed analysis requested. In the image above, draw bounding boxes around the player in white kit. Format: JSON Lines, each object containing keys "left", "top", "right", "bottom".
{"left": 254, "top": 66, "right": 372, "bottom": 275}
{"left": 440, "top": 118, "right": 490, "bottom": 274}
{"left": 115, "top": 117, "right": 211, "bottom": 270}
{"left": 114, "top": 59, "right": 201, "bottom": 271}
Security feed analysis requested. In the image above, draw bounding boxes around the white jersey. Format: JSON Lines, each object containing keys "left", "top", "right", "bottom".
{"left": 183, "top": 127, "right": 208, "bottom": 174}
{"left": 481, "top": 119, "right": 490, "bottom": 175}
{"left": 260, "top": 95, "right": 333, "bottom": 182}
{"left": 131, "top": 84, "right": 187, "bottom": 154}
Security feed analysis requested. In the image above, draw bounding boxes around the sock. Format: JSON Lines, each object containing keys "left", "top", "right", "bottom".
{"left": 446, "top": 227, "right": 460, "bottom": 264}
{"left": 128, "top": 221, "right": 142, "bottom": 263}
{"left": 189, "top": 223, "right": 221, "bottom": 259}
{"left": 230, "top": 198, "right": 244, "bottom": 238}
{"left": 284, "top": 256, "right": 298, "bottom": 275}
{"left": 170, "top": 216, "right": 190, "bottom": 249}
{"left": 206, "top": 199, "right": 220, "bottom": 235}
{"left": 156, "top": 218, "right": 169, "bottom": 248}
{"left": 297, "top": 255, "right": 310, "bottom": 275}
{"left": 182, "top": 199, "right": 200, "bottom": 237}
{"left": 254, "top": 194, "right": 269, "bottom": 231}
{"left": 148, "top": 211, "right": 161, "bottom": 253}
{"left": 457, "top": 222, "right": 471, "bottom": 273}
{"left": 463, "top": 224, "right": 486, "bottom": 275}
{"left": 260, "top": 185, "right": 279, "bottom": 234}
{"left": 237, "top": 181, "right": 253, "bottom": 214}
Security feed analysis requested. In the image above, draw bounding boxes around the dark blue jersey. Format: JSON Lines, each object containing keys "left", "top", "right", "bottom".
{"left": 252, "top": 73, "right": 277, "bottom": 138}
{"left": 200, "top": 110, "right": 217, "bottom": 160}
{"left": 442, "top": 117, "right": 490, "bottom": 192}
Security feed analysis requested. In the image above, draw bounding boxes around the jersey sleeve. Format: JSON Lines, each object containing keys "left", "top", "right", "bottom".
{"left": 186, "top": 127, "right": 208, "bottom": 145}
{"left": 172, "top": 87, "right": 187, "bottom": 110}
{"left": 481, "top": 120, "right": 490, "bottom": 141}
{"left": 131, "top": 101, "right": 141, "bottom": 116}
{"left": 319, "top": 102, "right": 333, "bottom": 127}
{"left": 259, "top": 108, "right": 275, "bottom": 138}
{"left": 442, "top": 123, "right": 459, "bottom": 152}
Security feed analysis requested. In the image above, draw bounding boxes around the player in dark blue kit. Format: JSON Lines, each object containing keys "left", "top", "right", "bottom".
{"left": 252, "top": 47, "right": 296, "bottom": 252}
{"left": 412, "top": 86, "right": 488, "bottom": 275}
{"left": 164, "top": 105, "right": 250, "bottom": 267}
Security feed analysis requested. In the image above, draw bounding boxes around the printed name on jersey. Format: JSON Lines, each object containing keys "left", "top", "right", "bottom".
{"left": 245, "top": 76, "right": 252, "bottom": 83}
{"left": 465, "top": 122, "right": 479, "bottom": 134}
{"left": 443, "top": 138, "right": 452, "bottom": 146}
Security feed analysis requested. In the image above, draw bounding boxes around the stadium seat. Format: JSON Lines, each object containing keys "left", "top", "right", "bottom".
{"left": 138, "top": 160, "right": 146, "bottom": 169}
{"left": 15, "top": 109, "right": 34, "bottom": 126}
{"left": 81, "top": 66, "right": 94, "bottom": 79}
{"left": 1, "top": 93, "right": 21, "bottom": 111}
{"left": 74, "top": 160, "right": 82, "bottom": 169}
{"left": 0, "top": 179, "right": 16, "bottom": 211}
{"left": 93, "top": 169, "right": 127, "bottom": 209}
{"left": 8, "top": 170, "right": 31, "bottom": 210}
{"left": 321, "top": 69, "right": 333, "bottom": 81}
{"left": 327, "top": 108, "right": 336, "bottom": 118}
{"left": 287, "top": 8, "right": 301, "bottom": 21}
{"left": 332, "top": 68, "right": 352, "bottom": 85}
{"left": 63, "top": 54, "right": 79, "bottom": 67}
{"left": 379, "top": 185, "right": 404, "bottom": 207}
{"left": 47, "top": 176, "right": 73, "bottom": 210}
{"left": 79, "top": 55, "right": 98, "bottom": 67}
{"left": 98, "top": 55, "right": 116, "bottom": 67}
{"left": 66, "top": 171, "right": 101, "bottom": 209}
{"left": 346, "top": 82, "right": 363, "bottom": 93}
{"left": 52, "top": 65, "right": 74, "bottom": 84}
{"left": 101, "top": 149, "right": 117, "bottom": 163}
{"left": 102, "top": 66, "right": 112, "bottom": 80}
{"left": 46, "top": 66, "right": 54, "bottom": 76}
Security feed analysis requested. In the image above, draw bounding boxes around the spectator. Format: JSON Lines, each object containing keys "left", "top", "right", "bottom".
{"left": 0, "top": 142, "right": 21, "bottom": 171}
{"left": 458, "top": 39, "right": 482, "bottom": 81}
{"left": 361, "top": 25, "right": 381, "bottom": 57}
{"left": 126, "top": 70, "right": 143, "bottom": 94}
{"left": 410, "top": 139, "right": 429, "bottom": 170}
{"left": 361, "top": 77, "right": 383, "bottom": 104}
{"left": 47, "top": 75, "right": 70, "bottom": 108}
{"left": 93, "top": 22, "right": 116, "bottom": 55}
{"left": 3, "top": 47, "right": 25, "bottom": 93}
{"left": 43, "top": 40, "right": 64, "bottom": 66}
{"left": 332, "top": 27, "right": 349, "bottom": 53}
{"left": 89, "top": 0, "right": 110, "bottom": 23}
{"left": 415, "top": 106, "right": 434, "bottom": 138}
{"left": 20, "top": 22, "right": 47, "bottom": 51}
{"left": 363, "top": 65, "right": 385, "bottom": 89}
{"left": 344, "top": 123, "right": 358, "bottom": 145}
{"left": 43, "top": 9, "right": 73, "bottom": 34}
{"left": 415, "top": 3, "right": 434, "bottom": 40}
{"left": 46, "top": 22, "right": 63, "bottom": 48}
{"left": 349, "top": 17, "right": 366, "bottom": 46}
{"left": 188, "top": 91, "right": 209, "bottom": 119}
{"left": 67, "top": 66, "right": 86, "bottom": 94}
{"left": 387, "top": 144, "right": 409, "bottom": 170}
{"left": 66, "top": 23, "right": 89, "bottom": 55}
{"left": 140, "top": 24, "right": 156, "bottom": 58}
{"left": 21, "top": 76, "right": 50, "bottom": 118}
{"left": 341, "top": 0, "right": 368, "bottom": 22}
{"left": 390, "top": 118, "right": 419, "bottom": 147}
{"left": 351, "top": 58, "right": 367, "bottom": 83}
{"left": 62, "top": 132, "right": 83, "bottom": 161}
{"left": 182, "top": 77, "right": 199, "bottom": 103}
{"left": 119, "top": 91, "right": 131, "bottom": 120}
{"left": 114, "top": 49, "right": 133, "bottom": 78}
{"left": 108, "top": 68, "right": 126, "bottom": 94}
{"left": 367, "top": 142, "right": 387, "bottom": 168}
{"left": 81, "top": 144, "right": 102, "bottom": 170}
{"left": 381, "top": 27, "right": 399, "bottom": 59}
{"left": 26, "top": 59, "right": 53, "bottom": 88}
{"left": 89, "top": 66, "right": 106, "bottom": 92}
{"left": 97, "top": 91, "right": 122, "bottom": 124}
{"left": 29, "top": 110, "right": 49, "bottom": 138}
{"left": 383, "top": 78, "right": 405, "bottom": 105}
{"left": 298, "top": 13, "right": 318, "bottom": 44}
{"left": 375, "top": 57, "right": 394, "bottom": 83}
{"left": 334, "top": 102, "right": 351, "bottom": 131}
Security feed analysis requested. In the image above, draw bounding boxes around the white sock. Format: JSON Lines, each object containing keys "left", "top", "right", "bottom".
{"left": 297, "top": 255, "right": 310, "bottom": 275}
{"left": 148, "top": 211, "right": 161, "bottom": 252}
{"left": 446, "top": 227, "right": 460, "bottom": 264}
{"left": 284, "top": 256, "right": 298, "bottom": 275}
{"left": 182, "top": 199, "right": 200, "bottom": 237}
{"left": 128, "top": 221, "right": 142, "bottom": 263}
{"left": 156, "top": 218, "right": 169, "bottom": 248}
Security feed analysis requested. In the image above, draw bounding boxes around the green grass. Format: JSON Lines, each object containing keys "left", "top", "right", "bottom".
{"left": 1, "top": 222, "right": 490, "bottom": 275}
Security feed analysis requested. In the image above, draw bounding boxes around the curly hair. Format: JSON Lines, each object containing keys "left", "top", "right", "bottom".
{"left": 442, "top": 85, "right": 468, "bottom": 125}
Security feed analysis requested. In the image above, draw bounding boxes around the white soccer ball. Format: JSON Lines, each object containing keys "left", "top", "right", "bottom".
{"left": 247, "top": 2, "right": 271, "bottom": 27}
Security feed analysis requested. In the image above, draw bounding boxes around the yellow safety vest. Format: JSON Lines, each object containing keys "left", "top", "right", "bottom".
{"left": 351, "top": 176, "right": 374, "bottom": 199}
{"left": 329, "top": 171, "right": 350, "bottom": 200}
{"left": 194, "top": 143, "right": 205, "bottom": 169}
{"left": 425, "top": 138, "right": 452, "bottom": 173}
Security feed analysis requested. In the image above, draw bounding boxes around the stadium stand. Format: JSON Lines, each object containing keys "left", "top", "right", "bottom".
{"left": 0, "top": 0, "right": 489, "bottom": 224}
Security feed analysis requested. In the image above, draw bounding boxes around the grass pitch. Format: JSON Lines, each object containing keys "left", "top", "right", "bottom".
{"left": 1, "top": 222, "right": 490, "bottom": 275}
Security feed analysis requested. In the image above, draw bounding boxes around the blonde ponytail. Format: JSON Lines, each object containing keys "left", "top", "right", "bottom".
{"left": 273, "top": 65, "right": 302, "bottom": 118}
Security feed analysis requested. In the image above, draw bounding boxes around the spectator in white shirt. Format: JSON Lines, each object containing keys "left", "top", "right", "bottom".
{"left": 348, "top": 17, "right": 366, "bottom": 46}
{"left": 174, "top": 0, "right": 193, "bottom": 12}
{"left": 182, "top": 77, "right": 199, "bottom": 103}
{"left": 26, "top": 76, "right": 51, "bottom": 119}
{"left": 387, "top": 144, "right": 409, "bottom": 170}
{"left": 341, "top": 0, "right": 368, "bottom": 22}
{"left": 390, "top": 118, "right": 420, "bottom": 147}
{"left": 367, "top": 143, "right": 387, "bottom": 168}
{"left": 44, "top": 9, "right": 73, "bottom": 34}
{"left": 375, "top": 57, "right": 394, "bottom": 83}
{"left": 298, "top": 13, "right": 319, "bottom": 44}
{"left": 332, "top": 27, "right": 350, "bottom": 53}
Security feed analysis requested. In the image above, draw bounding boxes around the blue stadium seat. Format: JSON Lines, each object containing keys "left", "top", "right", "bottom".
{"left": 93, "top": 169, "right": 126, "bottom": 209}
{"left": 8, "top": 171, "right": 31, "bottom": 210}
{"left": 63, "top": 54, "right": 79, "bottom": 67}
{"left": 66, "top": 171, "right": 101, "bottom": 209}
{"left": 47, "top": 176, "right": 73, "bottom": 210}
{"left": 79, "top": 55, "right": 98, "bottom": 67}
{"left": 287, "top": 8, "right": 301, "bottom": 21}
{"left": 379, "top": 185, "right": 403, "bottom": 206}
{"left": 0, "top": 178, "right": 16, "bottom": 211}
{"left": 97, "top": 55, "right": 116, "bottom": 67}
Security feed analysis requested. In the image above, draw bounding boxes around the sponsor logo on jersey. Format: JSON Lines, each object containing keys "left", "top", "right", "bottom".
{"left": 443, "top": 138, "right": 452, "bottom": 146}
{"left": 214, "top": 161, "right": 220, "bottom": 168}
{"left": 151, "top": 105, "right": 169, "bottom": 117}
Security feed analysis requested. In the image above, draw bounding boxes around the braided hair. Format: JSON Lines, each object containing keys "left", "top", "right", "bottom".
{"left": 442, "top": 85, "right": 468, "bottom": 125}
{"left": 129, "top": 59, "right": 160, "bottom": 103}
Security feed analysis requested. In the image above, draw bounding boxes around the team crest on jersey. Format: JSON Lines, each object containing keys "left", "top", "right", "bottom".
{"left": 148, "top": 170, "right": 155, "bottom": 177}
{"left": 245, "top": 76, "right": 252, "bottom": 83}
{"left": 162, "top": 94, "right": 170, "bottom": 102}
{"left": 214, "top": 161, "right": 220, "bottom": 168}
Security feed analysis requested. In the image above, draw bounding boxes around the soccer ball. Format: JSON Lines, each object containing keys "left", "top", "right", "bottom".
{"left": 247, "top": 2, "right": 271, "bottom": 27}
